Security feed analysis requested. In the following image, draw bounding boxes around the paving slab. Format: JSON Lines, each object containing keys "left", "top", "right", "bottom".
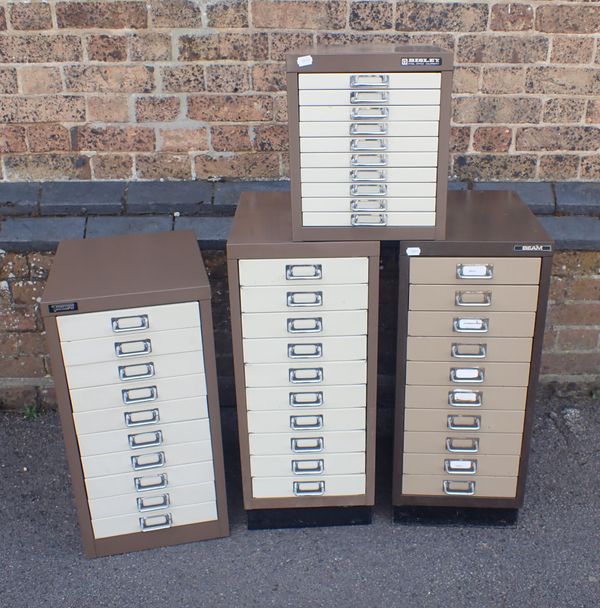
{"left": 86, "top": 216, "right": 172, "bottom": 239}
{"left": 473, "top": 182, "right": 555, "bottom": 214}
{"left": 41, "top": 182, "right": 125, "bottom": 215}
{"left": 0, "top": 182, "right": 39, "bottom": 216}
{"left": 174, "top": 216, "right": 231, "bottom": 248}
{"left": 0, "top": 217, "right": 85, "bottom": 251}
{"left": 127, "top": 181, "right": 213, "bottom": 214}
{"left": 539, "top": 215, "right": 600, "bottom": 250}
{"left": 214, "top": 180, "right": 290, "bottom": 206}
{"left": 447, "top": 181, "right": 467, "bottom": 190}
{"left": 555, "top": 182, "right": 600, "bottom": 215}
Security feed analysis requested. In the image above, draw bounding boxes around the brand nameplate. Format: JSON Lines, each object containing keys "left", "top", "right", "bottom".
{"left": 48, "top": 302, "right": 78, "bottom": 314}
{"left": 401, "top": 57, "right": 442, "bottom": 67}
{"left": 513, "top": 244, "right": 552, "bottom": 252}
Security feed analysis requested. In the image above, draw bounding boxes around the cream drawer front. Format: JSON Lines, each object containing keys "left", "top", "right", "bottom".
{"left": 300, "top": 138, "right": 439, "bottom": 153}
{"left": 241, "top": 310, "right": 368, "bottom": 339}
{"left": 409, "top": 285, "right": 539, "bottom": 313}
{"left": 301, "top": 151, "right": 438, "bottom": 169}
{"left": 247, "top": 407, "right": 366, "bottom": 434}
{"left": 299, "top": 121, "right": 440, "bottom": 138}
{"left": 300, "top": 105, "right": 440, "bottom": 122}
{"left": 244, "top": 361, "right": 367, "bottom": 388}
{"left": 77, "top": 418, "right": 211, "bottom": 457}
{"left": 250, "top": 452, "right": 365, "bottom": 477}
{"left": 303, "top": 211, "right": 436, "bottom": 227}
{"left": 57, "top": 302, "right": 200, "bottom": 342}
{"left": 246, "top": 384, "right": 366, "bottom": 411}
{"left": 402, "top": 454, "right": 520, "bottom": 477}
{"left": 81, "top": 440, "right": 213, "bottom": 479}
{"left": 404, "top": 386, "right": 528, "bottom": 411}
{"left": 60, "top": 327, "right": 203, "bottom": 367}
{"left": 301, "top": 182, "right": 437, "bottom": 198}
{"left": 73, "top": 396, "right": 208, "bottom": 436}
{"left": 65, "top": 350, "right": 206, "bottom": 390}
{"left": 406, "top": 361, "right": 531, "bottom": 387}
{"left": 92, "top": 501, "right": 218, "bottom": 539}
{"left": 402, "top": 474, "right": 517, "bottom": 498}
{"left": 301, "top": 167, "right": 437, "bottom": 183}
{"left": 410, "top": 257, "right": 541, "bottom": 285}
{"left": 302, "top": 197, "right": 436, "bottom": 213}
{"left": 298, "top": 72, "right": 441, "bottom": 90}
{"left": 403, "top": 431, "right": 523, "bottom": 455}
{"left": 252, "top": 474, "right": 366, "bottom": 498}
{"left": 243, "top": 336, "right": 367, "bottom": 364}
{"left": 240, "top": 284, "right": 368, "bottom": 313}
{"left": 85, "top": 461, "right": 215, "bottom": 501}
{"left": 408, "top": 311, "right": 536, "bottom": 338}
{"left": 406, "top": 337, "right": 533, "bottom": 363}
{"left": 239, "top": 257, "right": 368, "bottom": 286}
{"left": 299, "top": 89, "right": 441, "bottom": 106}
{"left": 404, "top": 409, "right": 525, "bottom": 434}
{"left": 69, "top": 373, "right": 207, "bottom": 413}
{"left": 249, "top": 430, "right": 366, "bottom": 455}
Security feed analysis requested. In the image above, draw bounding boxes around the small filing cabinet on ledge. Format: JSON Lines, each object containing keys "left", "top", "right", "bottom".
{"left": 41, "top": 231, "right": 229, "bottom": 557}
{"left": 227, "top": 192, "right": 379, "bottom": 529}
{"left": 392, "top": 191, "right": 553, "bottom": 522}
{"left": 286, "top": 44, "right": 453, "bottom": 241}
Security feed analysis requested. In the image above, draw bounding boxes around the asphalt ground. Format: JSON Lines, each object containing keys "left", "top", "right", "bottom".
{"left": 1, "top": 383, "right": 599, "bottom": 608}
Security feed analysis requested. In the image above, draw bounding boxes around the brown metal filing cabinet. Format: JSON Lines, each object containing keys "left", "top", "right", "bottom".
{"left": 286, "top": 44, "right": 453, "bottom": 241}
{"left": 41, "top": 231, "right": 229, "bottom": 557}
{"left": 227, "top": 192, "right": 379, "bottom": 528}
{"left": 392, "top": 191, "right": 553, "bottom": 518}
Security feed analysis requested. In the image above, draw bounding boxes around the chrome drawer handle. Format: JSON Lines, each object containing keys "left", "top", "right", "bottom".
{"left": 287, "top": 317, "right": 322, "bottom": 334}
{"left": 448, "top": 389, "right": 482, "bottom": 408}
{"left": 128, "top": 430, "right": 163, "bottom": 450}
{"left": 351, "top": 153, "right": 387, "bottom": 167}
{"left": 286, "top": 263, "right": 322, "bottom": 281}
{"left": 292, "top": 459, "right": 324, "bottom": 475}
{"left": 350, "top": 106, "right": 389, "bottom": 120}
{"left": 124, "top": 408, "right": 160, "bottom": 427}
{"left": 293, "top": 480, "right": 325, "bottom": 496}
{"left": 453, "top": 318, "right": 489, "bottom": 334}
{"left": 139, "top": 513, "right": 172, "bottom": 532}
{"left": 289, "top": 367, "right": 323, "bottom": 384}
{"left": 137, "top": 493, "right": 170, "bottom": 512}
{"left": 451, "top": 343, "right": 487, "bottom": 359}
{"left": 456, "top": 264, "right": 493, "bottom": 280}
{"left": 350, "top": 183, "right": 387, "bottom": 196}
{"left": 351, "top": 138, "right": 387, "bottom": 151}
{"left": 444, "top": 459, "right": 477, "bottom": 475}
{"left": 350, "top": 169, "right": 386, "bottom": 182}
{"left": 448, "top": 415, "right": 481, "bottom": 431}
{"left": 455, "top": 291, "right": 492, "bottom": 307}
{"left": 350, "top": 122, "right": 387, "bottom": 136}
{"left": 350, "top": 74, "right": 390, "bottom": 88}
{"left": 446, "top": 437, "right": 479, "bottom": 453}
{"left": 287, "top": 291, "right": 323, "bottom": 308}
{"left": 288, "top": 343, "right": 323, "bottom": 359}
{"left": 350, "top": 199, "right": 386, "bottom": 212}
{"left": 114, "top": 338, "right": 152, "bottom": 358}
{"left": 134, "top": 472, "right": 168, "bottom": 492}
{"left": 111, "top": 314, "right": 149, "bottom": 333}
{"left": 122, "top": 385, "right": 158, "bottom": 405}
{"left": 351, "top": 213, "right": 387, "bottom": 227}
{"left": 131, "top": 451, "right": 165, "bottom": 471}
{"left": 291, "top": 437, "right": 323, "bottom": 452}
{"left": 118, "top": 362, "right": 155, "bottom": 381}
{"left": 350, "top": 90, "right": 389, "bottom": 104}
{"left": 443, "top": 480, "right": 475, "bottom": 496}
{"left": 450, "top": 367, "right": 485, "bottom": 384}
{"left": 289, "top": 391, "right": 323, "bottom": 408}
{"left": 290, "top": 414, "right": 323, "bottom": 431}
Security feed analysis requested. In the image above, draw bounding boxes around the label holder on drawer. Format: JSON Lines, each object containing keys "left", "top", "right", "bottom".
{"left": 289, "top": 391, "right": 324, "bottom": 407}
{"left": 111, "top": 314, "right": 149, "bottom": 333}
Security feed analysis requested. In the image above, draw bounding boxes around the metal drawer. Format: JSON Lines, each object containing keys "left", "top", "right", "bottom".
{"left": 248, "top": 430, "right": 366, "bottom": 456}
{"left": 298, "top": 72, "right": 441, "bottom": 90}
{"left": 245, "top": 384, "right": 366, "bottom": 411}
{"left": 404, "top": 386, "right": 528, "bottom": 411}
{"left": 244, "top": 361, "right": 367, "bottom": 388}
{"left": 300, "top": 138, "right": 439, "bottom": 153}
{"left": 405, "top": 361, "right": 531, "bottom": 387}
{"left": 301, "top": 182, "right": 437, "bottom": 198}
{"left": 299, "top": 89, "right": 441, "bottom": 106}
{"left": 247, "top": 407, "right": 366, "bottom": 434}
{"left": 403, "top": 431, "right": 523, "bottom": 455}
{"left": 301, "top": 151, "right": 438, "bottom": 168}
{"left": 302, "top": 197, "right": 436, "bottom": 213}
{"left": 404, "top": 409, "right": 525, "bottom": 434}
{"left": 252, "top": 474, "right": 366, "bottom": 499}
{"left": 402, "top": 454, "right": 520, "bottom": 477}
{"left": 303, "top": 211, "right": 436, "bottom": 228}
{"left": 402, "top": 474, "right": 517, "bottom": 498}
{"left": 299, "top": 121, "right": 439, "bottom": 138}
{"left": 301, "top": 167, "right": 437, "bottom": 183}
{"left": 299, "top": 105, "right": 441, "bottom": 122}
{"left": 250, "top": 452, "right": 365, "bottom": 478}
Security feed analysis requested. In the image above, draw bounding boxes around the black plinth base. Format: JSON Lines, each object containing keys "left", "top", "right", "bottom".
{"left": 393, "top": 505, "right": 519, "bottom": 527}
{"left": 247, "top": 506, "right": 373, "bottom": 530}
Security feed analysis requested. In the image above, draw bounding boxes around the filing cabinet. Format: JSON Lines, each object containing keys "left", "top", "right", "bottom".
{"left": 41, "top": 231, "right": 229, "bottom": 557}
{"left": 227, "top": 191, "right": 379, "bottom": 527}
{"left": 392, "top": 191, "right": 553, "bottom": 513}
{"left": 286, "top": 45, "right": 453, "bottom": 241}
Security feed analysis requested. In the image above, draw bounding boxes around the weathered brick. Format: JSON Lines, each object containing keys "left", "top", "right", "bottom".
{"left": 0, "top": 309, "right": 36, "bottom": 331}
{"left": 270, "top": 33, "right": 314, "bottom": 61}
{"left": 544, "top": 98, "right": 586, "bottom": 124}
{"left": 516, "top": 127, "right": 600, "bottom": 152}
{"left": 38, "top": 386, "right": 57, "bottom": 410}
{"left": 0, "top": 386, "right": 38, "bottom": 410}
{"left": 453, "top": 154, "right": 537, "bottom": 181}
{"left": 457, "top": 34, "right": 548, "bottom": 63}
{"left": 253, "top": 124, "right": 288, "bottom": 151}
{"left": 0, "top": 95, "right": 85, "bottom": 123}
{"left": 452, "top": 66, "right": 479, "bottom": 94}
{"left": 207, "top": 0, "right": 248, "bottom": 28}
{"left": 350, "top": 1, "right": 393, "bottom": 30}
{"left": 252, "top": 1, "right": 347, "bottom": 29}
{"left": 211, "top": 125, "right": 253, "bottom": 152}
{"left": 4, "top": 154, "right": 91, "bottom": 181}
{"left": 450, "top": 127, "right": 470, "bottom": 153}
{"left": 129, "top": 33, "right": 171, "bottom": 61}
{"left": 136, "top": 154, "right": 192, "bottom": 180}
{"left": 481, "top": 67, "right": 525, "bottom": 94}
{"left": 91, "top": 154, "right": 133, "bottom": 179}
{"left": 557, "top": 328, "right": 599, "bottom": 351}
{"left": 86, "top": 34, "right": 128, "bottom": 62}
{"left": 27, "top": 253, "right": 53, "bottom": 280}
{"left": 19, "top": 66, "right": 62, "bottom": 94}
{"left": 537, "top": 5, "right": 600, "bottom": 34}
{"left": 552, "top": 252, "right": 600, "bottom": 278}
{"left": 581, "top": 157, "right": 600, "bottom": 180}
{"left": 472, "top": 127, "right": 512, "bottom": 153}
{"left": 64, "top": 65, "right": 154, "bottom": 93}
{"left": 27, "top": 125, "right": 71, "bottom": 153}
{"left": 396, "top": 2, "right": 488, "bottom": 32}
{"left": 159, "top": 128, "right": 209, "bottom": 152}
{"left": 135, "top": 96, "right": 180, "bottom": 122}
{"left": 0, "top": 67, "right": 17, "bottom": 94}
{"left": 273, "top": 95, "right": 288, "bottom": 122}
{"left": 0, "top": 6, "right": 5, "bottom": 30}
{"left": 179, "top": 33, "right": 268, "bottom": 62}
{"left": 490, "top": 4, "right": 533, "bottom": 31}
{"left": 87, "top": 95, "right": 130, "bottom": 122}
{"left": 161, "top": 65, "right": 205, "bottom": 92}
{"left": 569, "top": 277, "right": 600, "bottom": 301}
{"left": 453, "top": 96, "right": 541, "bottom": 124}
{"left": 11, "top": 280, "right": 44, "bottom": 305}
{"left": 526, "top": 67, "right": 600, "bottom": 96}
{"left": 0, "top": 34, "right": 82, "bottom": 63}
{"left": 205, "top": 64, "right": 250, "bottom": 93}
{"left": 551, "top": 36, "right": 595, "bottom": 64}
{"left": 56, "top": 1, "right": 147, "bottom": 29}
{"left": 252, "top": 63, "right": 286, "bottom": 92}
{"left": 188, "top": 94, "right": 273, "bottom": 122}
{"left": 541, "top": 352, "right": 600, "bottom": 376}
{"left": 538, "top": 155, "right": 580, "bottom": 180}
{"left": 9, "top": 2, "right": 53, "bottom": 30}
{"left": 195, "top": 152, "right": 281, "bottom": 179}
{"left": 0, "top": 253, "right": 29, "bottom": 280}
{"left": 0, "top": 126, "right": 26, "bottom": 153}
{"left": 0, "top": 355, "right": 46, "bottom": 378}
{"left": 150, "top": 0, "right": 202, "bottom": 27}
{"left": 549, "top": 302, "right": 600, "bottom": 326}
{"left": 76, "top": 126, "right": 155, "bottom": 152}
{"left": 585, "top": 100, "right": 600, "bottom": 124}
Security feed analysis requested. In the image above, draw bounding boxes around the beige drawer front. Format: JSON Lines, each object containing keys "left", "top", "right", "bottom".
{"left": 241, "top": 310, "right": 367, "bottom": 339}
{"left": 402, "top": 474, "right": 517, "bottom": 498}
{"left": 239, "top": 257, "right": 368, "bottom": 286}
{"left": 402, "top": 454, "right": 520, "bottom": 477}
{"left": 73, "top": 396, "right": 208, "bottom": 436}
{"left": 247, "top": 407, "right": 366, "bottom": 434}
{"left": 252, "top": 474, "right": 366, "bottom": 499}
{"left": 298, "top": 72, "right": 441, "bottom": 90}
{"left": 406, "top": 336, "right": 533, "bottom": 363}
{"left": 85, "top": 460, "right": 215, "bottom": 501}
{"left": 69, "top": 373, "right": 207, "bottom": 414}
{"left": 300, "top": 105, "right": 440, "bottom": 122}
{"left": 301, "top": 152, "right": 438, "bottom": 168}
{"left": 301, "top": 181, "right": 437, "bottom": 198}
{"left": 303, "top": 211, "right": 436, "bottom": 227}
{"left": 404, "top": 386, "right": 528, "bottom": 411}
{"left": 404, "top": 409, "right": 525, "bottom": 434}
{"left": 301, "top": 167, "right": 437, "bottom": 183}
{"left": 299, "top": 89, "right": 441, "bottom": 106}
{"left": 299, "top": 121, "right": 439, "bottom": 138}
{"left": 302, "top": 197, "right": 436, "bottom": 213}
{"left": 57, "top": 302, "right": 200, "bottom": 342}
{"left": 410, "top": 257, "right": 541, "bottom": 285}
{"left": 406, "top": 361, "right": 531, "bottom": 387}
{"left": 243, "top": 335, "right": 367, "bottom": 364}
{"left": 403, "top": 431, "right": 523, "bottom": 455}
{"left": 409, "top": 285, "right": 539, "bottom": 312}
{"left": 246, "top": 384, "right": 366, "bottom": 411}
{"left": 249, "top": 430, "right": 366, "bottom": 455}
{"left": 250, "top": 452, "right": 365, "bottom": 478}
{"left": 301, "top": 137, "right": 439, "bottom": 153}
{"left": 408, "top": 311, "right": 536, "bottom": 338}
{"left": 77, "top": 418, "right": 211, "bottom": 457}
{"left": 81, "top": 440, "right": 214, "bottom": 479}
{"left": 92, "top": 501, "right": 218, "bottom": 539}
{"left": 240, "top": 284, "right": 368, "bottom": 313}
{"left": 244, "top": 361, "right": 366, "bottom": 388}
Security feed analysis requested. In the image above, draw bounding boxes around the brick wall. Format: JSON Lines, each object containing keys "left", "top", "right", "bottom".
{"left": 0, "top": 0, "right": 598, "bottom": 182}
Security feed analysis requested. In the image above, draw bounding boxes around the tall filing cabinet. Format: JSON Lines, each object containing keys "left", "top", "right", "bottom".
{"left": 286, "top": 45, "right": 453, "bottom": 241}
{"left": 392, "top": 191, "right": 553, "bottom": 516}
{"left": 227, "top": 191, "right": 379, "bottom": 527}
{"left": 41, "top": 231, "right": 229, "bottom": 557}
